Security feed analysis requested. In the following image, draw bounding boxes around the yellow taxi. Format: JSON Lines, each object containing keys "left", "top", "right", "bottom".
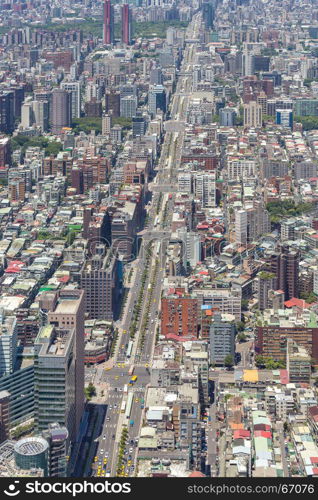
{"left": 115, "top": 375, "right": 119, "bottom": 380}
{"left": 127, "top": 460, "right": 132, "bottom": 467}
{"left": 104, "top": 458, "right": 108, "bottom": 465}
{"left": 94, "top": 456, "right": 98, "bottom": 462}
{"left": 123, "top": 330, "right": 127, "bottom": 334}
{"left": 135, "top": 398, "right": 139, "bottom": 403}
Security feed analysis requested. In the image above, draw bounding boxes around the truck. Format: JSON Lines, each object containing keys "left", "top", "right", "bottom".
{"left": 130, "top": 420, "right": 134, "bottom": 427}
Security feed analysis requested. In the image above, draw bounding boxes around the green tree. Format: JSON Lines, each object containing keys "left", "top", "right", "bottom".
{"left": 72, "top": 117, "right": 102, "bottom": 134}
{"left": 85, "top": 383, "right": 96, "bottom": 400}
{"left": 236, "top": 321, "right": 245, "bottom": 332}
{"left": 255, "top": 355, "right": 266, "bottom": 368}
{"left": 294, "top": 116, "right": 318, "bottom": 131}
{"left": 241, "top": 299, "right": 249, "bottom": 311}
{"left": 237, "top": 332, "right": 247, "bottom": 342}
{"left": 224, "top": 354, "right": 234, "bottom": 369}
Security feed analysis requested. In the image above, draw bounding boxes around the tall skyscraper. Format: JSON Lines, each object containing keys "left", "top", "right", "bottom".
{"left": 0, "top": 91, "right": 14, "bottom": 134}
{"left": 243, "top": 100, "right": 262, "bottom": 127}
{"left": 51, "top": 89, "right": 71, "bottom": 134}
{"left": 0, "top": 316, "right": 18, "bottom": 377}
{"left": 34, "top": 324, "right": 77, "bottom": 442}
{"left": 80, "top": 250, "right": 122, "bottom": 321}
{"left": 269, "top": 246, "right": 300, "bottom": 301}
{"left": 60, "top": 81, "right": 81, "bottom": 119}
{"left": 209, "top": 313, "right": 236, "bottom": 366}
{"left": 121, "top": 4, "right": 132, "bottom": 45}
{"left": 38, "top": 289, "right": 85, "bottom": 442}
{"left": 120, "top": 95, "right": 137, "bottom": 118}
{"left": 103, "top": 0, "right": 114, "bottom": 45}
{"left": 148, "top": 85, "right": 166, "bottom": 116}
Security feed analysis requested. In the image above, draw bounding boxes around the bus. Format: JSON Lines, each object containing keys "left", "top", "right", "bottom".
{"left": 129, "top": 375, "right": 138, "bottom": 385}
{"left": 125, "top": 392, "right": 134, "bottom": 420}
{"left": 155, "top": 241, "right": 161, "bottom": 256}
{"left": 123, "top": 384, "right": 128, "bottom": 394}
{"left": 126, "top": 340, "right": 133, "bottom": 358}
{"left": 121, "top": 400, "right": 126, "bottom": 414}
{"left": 128, "top": 365, "right": 134, "bottom": 376}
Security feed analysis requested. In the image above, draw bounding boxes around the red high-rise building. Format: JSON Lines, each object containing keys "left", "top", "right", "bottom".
{"left": 121, "top": 4, "right": 132, "bottom": 45}
{"left": 103, "top": 0, "right": 114, "bottom": 45}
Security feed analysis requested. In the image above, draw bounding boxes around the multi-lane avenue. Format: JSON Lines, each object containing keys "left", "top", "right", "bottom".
{"left": 84, "top": 13, "right": 201, "bottom": 478}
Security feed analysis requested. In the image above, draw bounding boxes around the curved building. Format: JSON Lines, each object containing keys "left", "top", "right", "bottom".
{"left": 14, "top": 437, "right": 48, "bottom": 476}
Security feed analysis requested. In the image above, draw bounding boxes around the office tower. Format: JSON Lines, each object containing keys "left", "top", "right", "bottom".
{"left": 279, "top": 247, "right": 300, "bottom": 301}
{"left": 102, "top": 113, "right": 112, "bottom": 135}
{"left": 80, "top": 251, "right": 121, "bottom": 321}
{"left": 269, "top": 246, "right": 300, "bottom": 301}
{"left": 42, "top": 423, "right": 68, "bottom": 477}
{"left": 276, "top": 109, "right": 293, "bottom": 128}
{"left": 178, "top": 228, "right": 201, "bottom": 269}
{"left": 111, "top": 124, "right": 122, "bottom": 142}
{"left": 242, "top": 50, "right": 254, "bottom": 77}
{"left": 103, "top": 0, "right": 114, "bottom": 45}
{"left": 0, "top": 391, "right": 10, "bottom": 444}
{"left": 120, "top": 95, "right": 137, "bottom": 118}
{"left": 132, "top": 115, "right": 146, "bottom": 138}
{"left": 219, "top": 107, "right": 236, "bottom": 126}
{"left": 34, "top": 324, "right": 76, "bottom": 442}
{"left": 202, "top": 1, "right": 214, "bottom": 30}
{"left": 51, "top": 89, "right": 72, "bottom": 134}
{"left": 258, "top": 272, "right": 276, "bottom": 311}
{"left": 21, "top": 99, "right": 33, "bottom": 128}
{"left": 194, "top": 172, "right": 216, "bottom": 208}
{"left": 150, "top": 67, "right": 163, "bottom": 85}
{"left": 148, "top": 85, "right": 166, "bottom": 116}
{"left": 32, "top": 100, "right": 49, "bottom": 132}
{"left": 84, "top": 98, "right": 103, "bottom": 117}
{"left": 120, "top": 84, "right": 137, "bottom": 99}
{"left": 166, "top": 27, "right": 175, "bottom": 46}
{"left": 60, "top": 81, "right": 81, "bottom": 119}
{"left": 85, "top": 82, "right": 103, "bottom": 103}
{"left": 294, "top": 160, "right": 317, "bottom": 180}
{"left": 294, "top": 98, "right": 318, "bottom": 116}
{"left": 0, "top": 316, "right": 18, "bottom": 377}
{"left": 0, "top": 91, "right": 14, "bottom": 134}
{"left": 0, "top": 137, "right": 11, "bottom": 167}
{"left": 253, "top": 55, "right": 270, "bottom": 72}
{"left": 38, "top": 290, "right": 85, "bottom": 442}
{"left": 243, "top": 100, "right": 262, "bottom": 127}
{"left": 121, "top": 4, "right": 132, "bottom": 45}
{"left": 209, "top": 313, "right": 236, "bottom": 366}
{"left": 9, "top": 85, "right": 25, "bottom": 118}
{"left": 105, "top": 89, "right": 120, "bottom": 117}
{"left": 235, "top": 209, "right": 248, "bottom": 245}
